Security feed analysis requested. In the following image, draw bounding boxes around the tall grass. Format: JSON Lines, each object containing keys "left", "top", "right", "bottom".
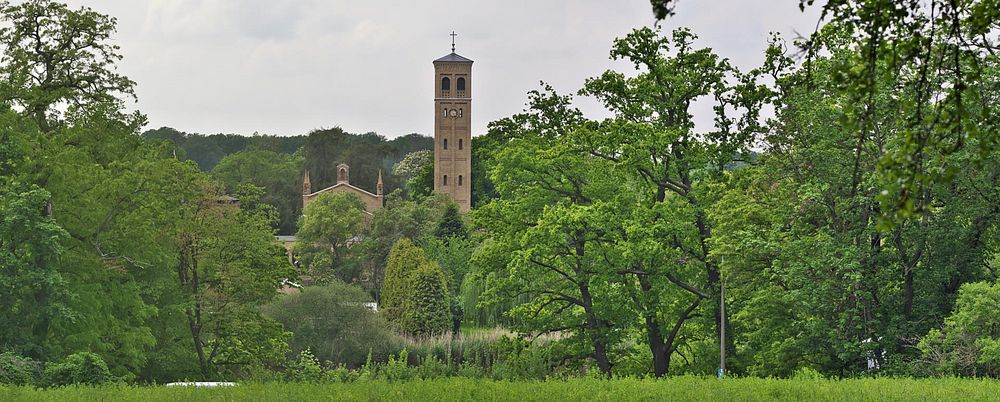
{"left": 5, "top": 377, "right": 1000, "bottom": 401}
{"left": 400, "top": 328, "right": 561, "bottom": 368}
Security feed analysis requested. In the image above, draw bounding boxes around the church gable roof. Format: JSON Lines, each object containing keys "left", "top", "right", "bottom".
{"left": 434, "top": 52, "right": 473, "bottom": 63}
{"left": 307, "top": 182, "right": 380, "bottom": 200}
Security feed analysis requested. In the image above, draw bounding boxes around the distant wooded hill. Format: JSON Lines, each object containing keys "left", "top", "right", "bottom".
{"left": 142, "top": 126, "right": 434, "bottom": 234}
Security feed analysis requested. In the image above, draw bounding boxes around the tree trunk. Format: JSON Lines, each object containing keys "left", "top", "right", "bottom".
{"left": 638, "top": 275, "right": 669, "bottom": 377}
{"left": 180, "top": 238, "right": 210, "bottom": 379}
{"left": 903, "top": 268, "right": 914, "bottom": 319}
{"left": 664, "top": 298, "right": 701, "bottom": 374}
{"left": 188, "top": 302, "right": 208, "bottom": 380}
{"left": 580, "top": 283, "right": 612, "bottom": 377}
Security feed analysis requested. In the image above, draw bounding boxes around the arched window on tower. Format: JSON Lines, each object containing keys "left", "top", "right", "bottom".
{"left": 441, "top": 77, "right": 450, "bottom": 91}
{"left": 457, "top": 77, "right": 466, "bottom": 91}
{"left": 458, "top": 175, "right": 463, "bottom": 186}
{"left": 458, "top": 139, "right": 463, "bottom": 150}
{"left": 443, "top": 175, "right": 448, "bottom": 186}
{"left": 443, "top": 139, "right": 448, "bottom": 150}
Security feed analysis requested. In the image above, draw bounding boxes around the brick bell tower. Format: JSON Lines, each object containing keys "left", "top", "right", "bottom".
{"left": 433, "top": 31, "right": 472, "bottom": 212}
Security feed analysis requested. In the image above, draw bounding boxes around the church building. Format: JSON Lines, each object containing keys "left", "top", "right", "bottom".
{"left": 301, "top": 163, "right": 384, "bottom": 216}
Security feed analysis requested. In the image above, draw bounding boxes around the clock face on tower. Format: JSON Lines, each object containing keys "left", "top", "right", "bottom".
{"left": 448, "top": 109, "right": 458, "bottom": 117}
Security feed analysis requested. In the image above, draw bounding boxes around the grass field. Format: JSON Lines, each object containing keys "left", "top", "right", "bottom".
{"left": 3, "top": 377, "right": 1000, "bottom": 401}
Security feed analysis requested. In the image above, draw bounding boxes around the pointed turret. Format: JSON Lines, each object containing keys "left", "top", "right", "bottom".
{"left": 302, "top": 170, "right": 311, "bottom": 195}
{"left": 376, "top": 169, "right": 384, "bottom": 196}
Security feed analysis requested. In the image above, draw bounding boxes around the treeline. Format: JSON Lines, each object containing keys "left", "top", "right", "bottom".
{"left": 142, "top": 127, "right": 434, "bottom": 234}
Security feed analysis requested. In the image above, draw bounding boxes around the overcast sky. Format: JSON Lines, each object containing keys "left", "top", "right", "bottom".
{"left": 60, "top": 0, "right": 821, "bottom": 138}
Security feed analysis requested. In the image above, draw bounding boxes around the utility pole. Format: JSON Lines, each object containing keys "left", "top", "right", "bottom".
{"left": 719, "top": 257, "right": 726, "bottom": 379}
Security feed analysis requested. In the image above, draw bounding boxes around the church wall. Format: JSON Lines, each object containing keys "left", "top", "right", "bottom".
{"left": 303, "top": 185, "right": 383, "bottom": 214}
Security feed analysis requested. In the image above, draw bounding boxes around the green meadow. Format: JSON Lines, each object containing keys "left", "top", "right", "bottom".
{"left": 4, "top": 377, "right": 1000, "bottom": 402}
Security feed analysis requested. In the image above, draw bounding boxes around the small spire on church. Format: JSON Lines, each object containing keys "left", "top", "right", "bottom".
{"left": 376, "top": 169, "right": 384, "bottom": 196}
{"left": 302, "top": 170, "right": 311, "bottom": 194}
{"left": 450, "top": 31, "right": 457, "bottom": 53}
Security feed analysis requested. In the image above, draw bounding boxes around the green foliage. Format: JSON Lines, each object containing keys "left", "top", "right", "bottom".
{"left": 382, "top": 238, "right": 427, "bottom": 321}
{"left": 795, "top": 1, "right": 1000, "bottom": 221}
{"left": 212, "top": 149, "right": 304, "bottom": 234}
{"left": 393, "top": 150, "right": 433, "bottom": 198}
{"left": 489, "top": 337, "right": 551, "bottom": 380}
{"left": 475, "top": 84, "right": 632, "bottom": 378}
{"left": 42, "top": 352, "right": 113, "bottom": 387}
{"left": 381, "top": 238, "right": 451, "bottom": 335}
{"left": 0, "top": 163, "right": 69, "bottom": 357}
{"left": 0, "top": 0, "right": 138, "bottom": 131}
{"left": 919, "top": 282, "right": 1000, "bottom": 377}
{"left": 382, "top": 349, "right": 413, "bottom": 382}
{"left": 434, "top": 203, "right": 468, "bottom": 240}
{"left": 458, "top": 273, "right": 517, "bottom": 328}
{"left": 302, "top": 128, "right": 430, "bottom": 196}
{"left": 295, "top": 191, "right": 367, "bottom": 282}
{"left": 401, "top": 265, "right": 451, "bottom": 336}
{"left": 263, "top": 283, "right": 400, "bottom": 367}
{"left": 287, "top": 350, "right": 324, "bottom": 383}
{"left": 423, "top": 236, "right": 475, "bottom": 295}
{"left": 0, "top": 0, "right": 997, "bottom": 385}
{"left": 358, "top": 193, "right": 452, "bottom": 296}
{"left": 0, "top": 353, "right": 40, "bottom": 386}
{"left": 706, "top": 29, "right": 1000, "bottom": 378}
{"left": 142, "top": 127, "right": 306, "bottom": 171}
{"left": 469, "top": 129, "right": 504, "bottom": 208}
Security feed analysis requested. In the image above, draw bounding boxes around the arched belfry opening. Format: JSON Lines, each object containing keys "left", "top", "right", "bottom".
{"left": 457, "top": 77, "right": 466, "bottom": 91}
{"left": 337, "top": 163, "right": 350, "bottom": 184}
{"left": 441, "top": 77, "right": 450, "bottom": 91}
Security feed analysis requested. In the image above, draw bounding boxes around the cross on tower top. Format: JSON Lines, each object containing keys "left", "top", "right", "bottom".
{"left": 450, "top": 31, "right": 457, "bottom": 53}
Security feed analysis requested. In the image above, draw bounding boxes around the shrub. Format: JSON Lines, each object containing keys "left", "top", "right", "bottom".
{"left": 263, "top": 282, "right": 401, "bottom": 367}
{"left": 381, "top": 238, "right": 429, "bottom": 322}
{"left": 43, "top": 352, "right": 113, "bottom": 386}
{"left": 490, "top": 336, "right": 551, "bottom": 380}
{"left": 287, "top": 349, "right": 324, "bottom": 383}
{"left": 0, "top": 352, "right": 41, "bottom": 386}
{"left": 382, "top": 238, "right": 452, "bottom": 336}
{"left": 416, "top": 354, "right": 450, "bottom": 379}
{"left": 401, "top": 264, "right": 451, "bottom": 336}
{"left": 919, "top": 281, "right": 1000, "bottom": 377}
{"left": 382, "top": 349, "right": 415, "bottom": 382}
{"left": 792, "top": 367, "right": 826, "bottom": 380}
{"left": 323, "top": 362, "right": 359, "bottom": 383}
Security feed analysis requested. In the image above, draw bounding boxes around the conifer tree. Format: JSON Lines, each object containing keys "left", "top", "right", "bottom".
{"left": 433, "top": 203, "right": 468, "bottom": 240}
{"left": 380, "top": 238, "right": 428, "bottom": 321}
{"left": 381, "top": 238, "right": 451, "bottom": 335}
{"left": 401, "top": 263, "right": 451, "bottom": 336}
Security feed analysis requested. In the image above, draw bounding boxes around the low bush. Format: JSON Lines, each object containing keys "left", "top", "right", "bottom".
{"left": 0, "top": 353, "right": 41, "bottom": 386}
{"left": 263, "top": 282, "right": 401, "bottom": 367}
{"left": 919, "top": 281, "right": 1000, "bottom": 377}
{"left": 287, "top": 350, "right": 324, "bottom": 383}
{"left": 43, "top": 352, "right": 113, "bottom": 386}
